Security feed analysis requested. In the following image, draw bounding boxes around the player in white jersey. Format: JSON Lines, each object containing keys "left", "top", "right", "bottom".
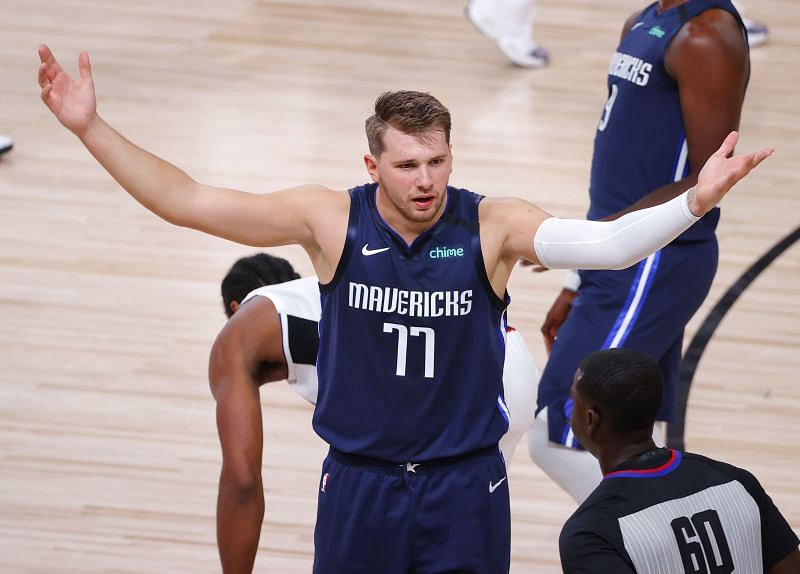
{"left": 212, "top": 253, "right": 539, "bottom": 571}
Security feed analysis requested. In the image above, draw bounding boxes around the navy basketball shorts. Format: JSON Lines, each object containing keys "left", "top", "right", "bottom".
{"left": 312, "top": 445, "right": 510, "bottom": 573}
{"left": 536, "top": 238, "right": 718, "bottom": 448}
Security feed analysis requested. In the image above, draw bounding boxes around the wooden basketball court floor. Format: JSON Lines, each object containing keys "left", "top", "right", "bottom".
{"left": 1, "top": 0, "right": 798, "bottom": 571}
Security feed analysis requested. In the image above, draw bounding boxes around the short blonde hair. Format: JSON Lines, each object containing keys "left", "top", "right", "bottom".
{"left": 365, "top": 91, "right": 452, "bottom": 157}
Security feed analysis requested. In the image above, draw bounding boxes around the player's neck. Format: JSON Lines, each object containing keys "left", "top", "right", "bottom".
{"left": 375, "top": 186, "right": 447, "bottom": 245}
{"left": 599, "top": 437, "right": 658, "bottom": 475}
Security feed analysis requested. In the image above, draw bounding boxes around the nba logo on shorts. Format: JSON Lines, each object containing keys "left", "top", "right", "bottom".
{"left": 320, "top": 472, "right": 330, "bottom": 494}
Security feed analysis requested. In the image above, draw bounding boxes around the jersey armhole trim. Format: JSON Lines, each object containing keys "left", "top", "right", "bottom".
{"left": 277, "top": 313, "right": 296, "bottom": 382}
{"left": 472, "top": 194, "right": 510, "bottom": 311}
{"left": 319, "top": 187, "right": 358, "bottom": 294}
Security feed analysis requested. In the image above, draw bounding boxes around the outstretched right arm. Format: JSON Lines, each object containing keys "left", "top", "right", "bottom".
{"left": 37, "top": 45, "right": 344, "bottom": 255}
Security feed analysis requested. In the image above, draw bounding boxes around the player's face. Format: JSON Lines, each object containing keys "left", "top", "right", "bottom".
{"left": 365, "top": 126, "right": 452, "bottom": 229}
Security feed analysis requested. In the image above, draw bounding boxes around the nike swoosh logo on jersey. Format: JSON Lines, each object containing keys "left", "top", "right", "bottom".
{"left": 631, "top": 22, "right": 644, "bottom": 31}
{"left": 489, "top": 477, "right": 507, "bottom": 493}
{"left": 362, "top": 244, "right": 390, "bottom": 256}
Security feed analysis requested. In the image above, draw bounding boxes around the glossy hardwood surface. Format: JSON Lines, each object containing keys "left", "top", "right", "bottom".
{"left": 1, "top": 1, "right": 797, "bottom": 571}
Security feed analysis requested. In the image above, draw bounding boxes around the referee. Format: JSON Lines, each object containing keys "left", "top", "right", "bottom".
{"left": 560, "top": 348, "right": 800, "bottom": 574}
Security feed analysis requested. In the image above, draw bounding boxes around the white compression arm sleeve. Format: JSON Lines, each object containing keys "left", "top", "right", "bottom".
{"left": 533, "top": 190, "right": 700, "bottom": 270}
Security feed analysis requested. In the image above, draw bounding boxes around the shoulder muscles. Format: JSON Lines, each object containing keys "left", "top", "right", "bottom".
{"left": 667, "top": 8, "right": 747, "bottom": 82}
{"left": 479, "top": 197, "right": 551, "bottom": 288}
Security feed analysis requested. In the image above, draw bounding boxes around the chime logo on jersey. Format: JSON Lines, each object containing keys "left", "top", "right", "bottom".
{"left": 348, "top": 282, "right": 473, "bottom": 317}
{"left": 428, "top": 245, "right": 465, "bottom": 260}
{"left": 320, "top": 472, "right": 330, "bottom": 494}
{"left": 649, "top": 25, "right": 666, "bottom": 38}
{"left": 608, "top": 51, "right": 652, "bottom": 86}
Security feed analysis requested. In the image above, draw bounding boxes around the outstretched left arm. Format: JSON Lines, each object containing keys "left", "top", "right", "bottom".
{"left": 532, "top": 132, "right": 772, "bottom": 270}
{"left": 484, "top": 133, "right": 772, "bottom": 290}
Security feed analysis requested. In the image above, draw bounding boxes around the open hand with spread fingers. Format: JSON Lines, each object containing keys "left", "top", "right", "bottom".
{"left": 38, "top": 44, "right": 97, "bottom": 137}
{"left": 688, "top": 131, "right": 774, "bottom": 216}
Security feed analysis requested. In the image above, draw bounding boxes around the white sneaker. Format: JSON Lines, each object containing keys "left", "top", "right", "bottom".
{"left": 465, "top": 2, "right": 550, "bottom": 68}
{"left": 0, "top": 134, "right": 12, "bottom": 155}
{"left": 496, "top": 37, "right": 550, "bottom": 68}
{"left": 465, "top": 0, "right": 503, "bottom": 41}
{"left": 742, "top": 16, "right": 768, "bottom": 47}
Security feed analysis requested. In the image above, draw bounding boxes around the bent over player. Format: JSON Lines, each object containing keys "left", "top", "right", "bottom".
{"left": 39, "top": 42, "right": 771, "bottom": 573}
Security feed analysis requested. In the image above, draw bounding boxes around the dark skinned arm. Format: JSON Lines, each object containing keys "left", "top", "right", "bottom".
{"left": 208, "top": 296, "right": 288, "bottom": 574}
{"left": 541, "top": 286, "right": 578, "bottom": 355}
{"left": 769, "top": 548, "right": 800, "bottom": 574}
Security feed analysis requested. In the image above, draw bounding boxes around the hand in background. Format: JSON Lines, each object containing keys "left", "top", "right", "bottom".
{"left": 38, "top": 44, "right": 97, "bottom": 137}
{"left": 541, "top": 288, "right": 577, "bottom": 355}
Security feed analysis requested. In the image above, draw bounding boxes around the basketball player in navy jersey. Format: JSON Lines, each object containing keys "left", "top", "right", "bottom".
{"left": 532, "top": 0, "right": 752, "bottom": 503}
{"left": 214, "top": 252, "right": 539, "bottom": 572}
{"left": 560, "top": 348, "right": 800, "bottom": 573}
{"left": 39, "top": 41, "right": 771, "bottom": 572}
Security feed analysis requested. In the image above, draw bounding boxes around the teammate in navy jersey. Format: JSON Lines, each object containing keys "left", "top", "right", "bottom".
{"left": 559, "top": 348, "right": 800, "bottom": 573}
{"left": 213, "top": 252, "right": 539, "bottom": 571}
{"left": 40, "top": 41, "right": 771, "bottom": 572}
{"left": 533, "top": 0, "right": 752, "bottom": 502}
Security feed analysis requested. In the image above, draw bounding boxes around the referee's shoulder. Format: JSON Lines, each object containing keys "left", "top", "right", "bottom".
{"left": 681, "top": 451, "right": 762, "bottom": 488}
{"left": 562, "top": 483, "right": 618, "bottom": 529}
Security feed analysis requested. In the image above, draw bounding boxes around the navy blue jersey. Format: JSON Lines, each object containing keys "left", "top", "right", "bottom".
{"left": 314, "top": 183, "right": 510, "bottom": 462}
{"left": 588, "top": 0, "right": 745, "bottom": 241}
